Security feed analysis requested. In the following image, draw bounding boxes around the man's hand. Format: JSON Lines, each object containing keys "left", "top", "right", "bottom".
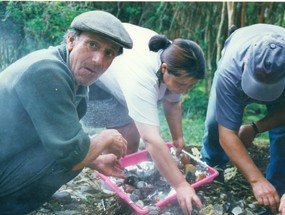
{"left": 238, "top": 124, "right": 256, "bottom": 148}
{"left": 72, "top": 130, "right": 127, "bottom": 171}
{"left": 97, "top": 129, "right": 128, "bottom": 158}
{"left": 88, "top": 154, "right": 126, "bottom": 178}
{"left": 219, "top": 125, "right": 279, "bottom": 213}
{"left": 175, "top": 181, "right": 203, "bottom": 215}
{"left": 173, "top": 137, "right": 185, "bottom": 154}
{"left": 279, "top": 193, "right": 285, "bottom": 215}
{"left": 251, "top": 178, "right": 280, "bottom": 213}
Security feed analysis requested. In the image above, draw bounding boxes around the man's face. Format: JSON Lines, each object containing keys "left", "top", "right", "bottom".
{"left": 68, "top": 32, "right": 120, "bottom": 86}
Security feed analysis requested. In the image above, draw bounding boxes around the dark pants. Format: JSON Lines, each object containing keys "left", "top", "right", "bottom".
{"left": 0, "top": 144, "right": 81, "bottom": 214}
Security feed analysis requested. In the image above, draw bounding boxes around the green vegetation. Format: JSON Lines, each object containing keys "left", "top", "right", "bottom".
{"left": 1, "top": 2, "right": 284, "bottom": 71}
{"left": 0, "top": 2, "right": 278, "bottom": 145}
{"left": 160, "top": 82, "right": 269, "bottom": 146}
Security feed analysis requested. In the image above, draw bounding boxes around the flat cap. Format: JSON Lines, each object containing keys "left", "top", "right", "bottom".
{"left": 71, "top": 10, "right": 133, "bottom": 49}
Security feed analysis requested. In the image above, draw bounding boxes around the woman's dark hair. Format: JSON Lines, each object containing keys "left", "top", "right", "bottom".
{"left": 149, "top": 35, "right": 205, "bottom": 80}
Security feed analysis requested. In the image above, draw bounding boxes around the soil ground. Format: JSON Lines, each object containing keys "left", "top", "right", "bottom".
{"left": 29, "top": 140, "right": 279, "bottom": 215}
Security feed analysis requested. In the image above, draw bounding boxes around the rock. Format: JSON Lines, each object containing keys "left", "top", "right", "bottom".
{"left": 80, "top": 185, "right": 96, "bottom": 194}
{"left": 130, "top": 189, "right": 141, "bottom": 202}
{"left": 148, "top": 205, "right": 160, "bottom": 215}
{"left": 135, "top": 200, "right": 144, "bottom": 208}
{"left": 213, "top": 204, "right": 224, "bottom": 214}
{"left": 28, "top": 144, "right": 276, "bottom": 215}
{"left": 50, "top": 191, "right": 72, "bottom": 204}
{"left": 231, "top": 206, "right": 243, "bottom": 215}
{"left": 55, "top": 210, "right": 79, "bottom": 215}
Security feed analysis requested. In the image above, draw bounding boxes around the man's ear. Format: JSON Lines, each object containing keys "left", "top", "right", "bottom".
{"left": 161, "top": 63, "right": 167, "bottom": 74}
{"left": 67, "top": 32, "right": 76, "bottom": 51}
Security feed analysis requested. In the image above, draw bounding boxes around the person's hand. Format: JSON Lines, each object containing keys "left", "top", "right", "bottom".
{"left": 73, "top": 130, "right": 127, "bottom": 171}
{"left": 238, "top": 124, "right": 256, "bottom": 148}
{"left": 173, "top": 137, "right": 185, "bottom": 154}
{"left": 175, "top": 181, "right": 203, "bottom": 215}
{"left": 88, "top": 154, "right": 127, "bottom": 178}
{"left": 279, "top": 194, "right": 285, "bottom": 215}
{"left": 97, "top": 129, "right": 128, "bottom": 158}
{"left": 251, "top": 178, "right": 280, "bottom": 213}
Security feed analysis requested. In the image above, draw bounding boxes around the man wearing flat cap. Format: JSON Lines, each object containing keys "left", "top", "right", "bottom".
{"left": 201, "top": 23, "right": 285, "bottom": 213}
{"left": 0, "top": 10, "right": 132, "bottom": 214}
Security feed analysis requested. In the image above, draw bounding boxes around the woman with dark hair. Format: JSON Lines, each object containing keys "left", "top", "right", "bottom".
{"left": 82, "top": 23, "right": 206, "bottom": 214}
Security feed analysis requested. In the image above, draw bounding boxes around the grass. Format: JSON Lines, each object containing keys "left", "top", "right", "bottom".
{"left": 160, "top": 114, "right": 205, "bottom": 147}
{"left": 82, "top": 100, "right": 269, "bottom": 148}
{"left": 159, "top": 103, "right": 269, "bottom": 147}
{"left": 159, "top": 106, "right": 205, "bottom": 147}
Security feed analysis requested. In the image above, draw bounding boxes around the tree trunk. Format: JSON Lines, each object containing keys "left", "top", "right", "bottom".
{"left": 227, "top": 2, "right": 235, "bottom": 29}
{"left": 0, "top": 40, "right": 17, "bottom": 72}
{"left": 258, "top": 2, "right": 266, "bottom": 23}
{"left": 216, "top": 2, "right": 226, "bottom": 65}
{"left": 265, "top": 2, "right": 273, "bottom": 23}
{"left": 241, "top": 2, "right": 247, "bottom": 27}
{"left": 204, "top": 13, "right": 212, "bottom": 95}
{"left": 280, "top": 8, "right": 285, "bottom": 26}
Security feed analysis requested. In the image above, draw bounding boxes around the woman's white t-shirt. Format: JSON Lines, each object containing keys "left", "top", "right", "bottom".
{"left": 96, "top": 23, "right": 180, "bottom": 126}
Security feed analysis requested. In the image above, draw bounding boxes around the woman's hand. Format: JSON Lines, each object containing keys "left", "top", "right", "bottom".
{"left": 175, "top": 181, "right": 203, "bottom": 214}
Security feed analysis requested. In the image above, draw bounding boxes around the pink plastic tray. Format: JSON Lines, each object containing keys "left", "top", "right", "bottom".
{"left": 97, "top": 144, "right": 218, "bottom": 215}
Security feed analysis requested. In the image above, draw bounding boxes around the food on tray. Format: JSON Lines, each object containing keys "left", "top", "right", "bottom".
{"left": 108, "top": 147, "right": 210, "bottom": 208}
{"left": 96, "top": 144, "right": 218, "bottom": 215}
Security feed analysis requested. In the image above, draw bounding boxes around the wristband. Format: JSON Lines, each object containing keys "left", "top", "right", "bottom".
{"left": 251, "top": 122, "right": 260, "bottom": 135}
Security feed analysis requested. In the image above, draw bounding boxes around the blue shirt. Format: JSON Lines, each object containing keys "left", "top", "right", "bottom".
{"left": 216, "top": 24, "right": 285, "bottom": 130}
